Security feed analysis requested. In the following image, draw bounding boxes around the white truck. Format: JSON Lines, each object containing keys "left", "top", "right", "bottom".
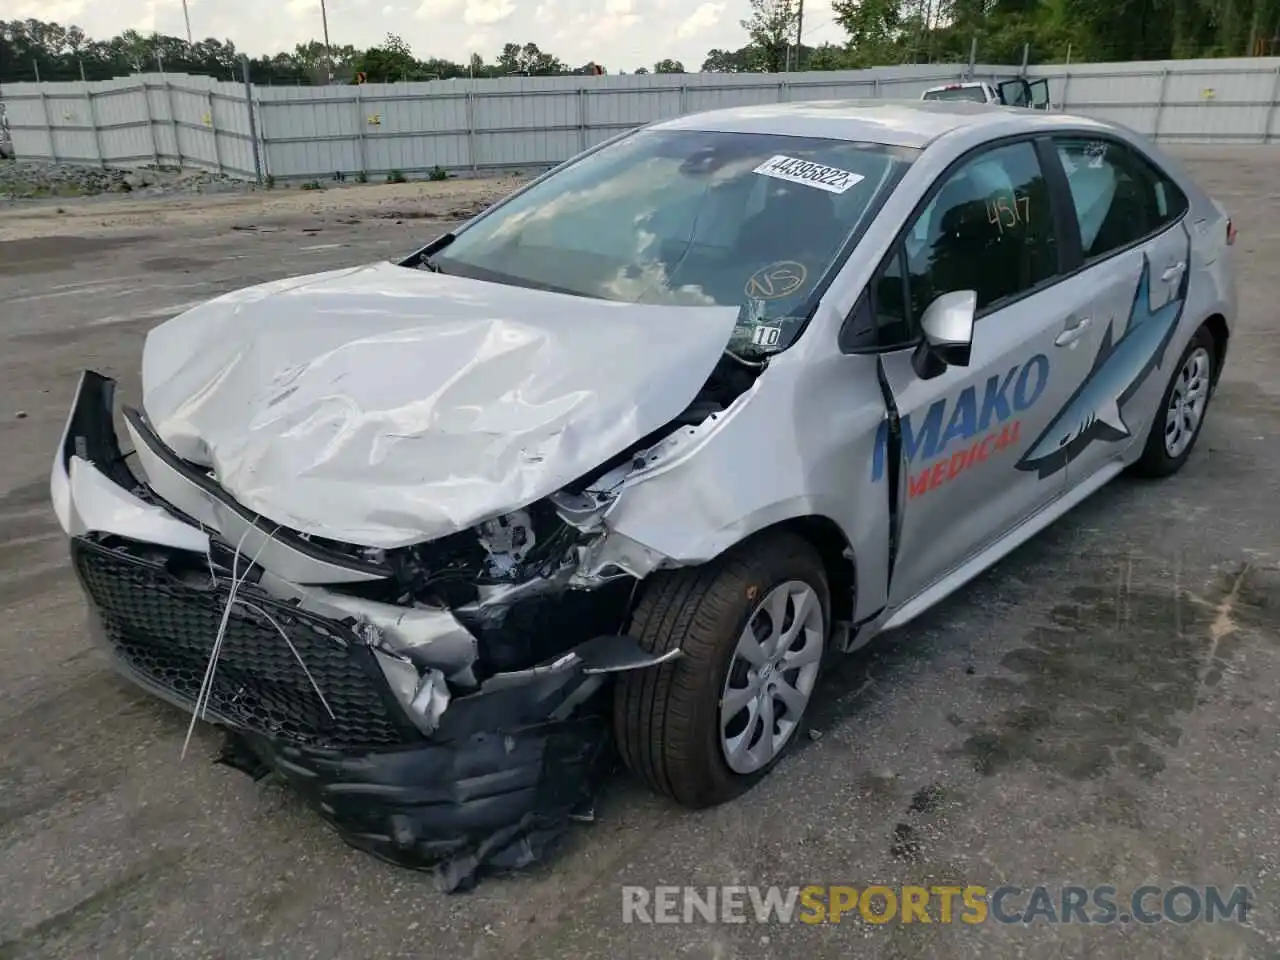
{"left": 921, "top": 77, "right": 1050, "bottom": 109}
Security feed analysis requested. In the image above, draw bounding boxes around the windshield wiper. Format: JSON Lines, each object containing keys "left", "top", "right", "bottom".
{"left": 408, "top": 232, "right": 455, "bottom": 273}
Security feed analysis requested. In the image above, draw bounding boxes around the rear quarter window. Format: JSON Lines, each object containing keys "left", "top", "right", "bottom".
{"left": 1053, "top": 136, "right": 1189, "bottom": 260}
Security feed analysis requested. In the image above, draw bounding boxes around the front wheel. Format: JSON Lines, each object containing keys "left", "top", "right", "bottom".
{"left": 1131, "top": 323, "right": 1217, "bottom": 478}
{"left": 613, "top": 530, "right": 830, "bottom": 809}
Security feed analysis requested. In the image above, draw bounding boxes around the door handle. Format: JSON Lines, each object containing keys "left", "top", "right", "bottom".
{"left": 1162, "top": 261, "right": 1186, "bottom": 282}
{"left": 1055, "top": 316, "right": 1091, "bottom": 346}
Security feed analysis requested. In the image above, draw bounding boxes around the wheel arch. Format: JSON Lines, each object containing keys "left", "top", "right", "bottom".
{"left": 728, "top": 515, "right": 858, "bottom": 626}
{"left": 1202, "top": 312, "right": 1229, "bottom": 388}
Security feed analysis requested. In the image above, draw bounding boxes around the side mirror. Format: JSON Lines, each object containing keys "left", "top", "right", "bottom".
{"left": 911, "top": 290, "right": 976, "bottom": 379}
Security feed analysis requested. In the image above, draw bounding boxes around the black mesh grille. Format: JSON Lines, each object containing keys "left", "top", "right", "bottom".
{"left": 72, "top": 537, "right": 413, "bottom": 749}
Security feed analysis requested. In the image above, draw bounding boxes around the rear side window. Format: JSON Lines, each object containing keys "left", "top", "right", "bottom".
{"left": 1053, "top": 137, "right": 1189, "bottom": 260}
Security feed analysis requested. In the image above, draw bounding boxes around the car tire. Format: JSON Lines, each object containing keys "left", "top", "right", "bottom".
{"left": 613, "top": 529, "right": 829, "bottom": 809}
{"left": 1130, "top": 323, "right": 1217, "bottom": 478}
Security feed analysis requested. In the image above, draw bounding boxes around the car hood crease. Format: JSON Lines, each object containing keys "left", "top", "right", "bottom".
{"left": 139, "top": 262, "right": 740, "bottom": 549}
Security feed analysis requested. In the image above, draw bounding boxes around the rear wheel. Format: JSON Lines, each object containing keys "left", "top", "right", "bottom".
{"left": 1131, "top": 323, "right": 1217, "bottom": 478}
{"left": 613, "top": 531, "right": 829, "bottom": 808}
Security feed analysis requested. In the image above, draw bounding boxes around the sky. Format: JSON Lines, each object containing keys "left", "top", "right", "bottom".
{"left": 8, "top": 0, "right": 849, "bottom": 73}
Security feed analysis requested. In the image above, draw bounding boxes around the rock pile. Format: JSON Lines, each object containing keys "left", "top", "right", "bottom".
{"left": 0, "top": 160, "right": 250, "bottom": 200}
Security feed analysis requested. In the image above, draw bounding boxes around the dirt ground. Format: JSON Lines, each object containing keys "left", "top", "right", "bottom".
{"left": 0, "top": 147, "right": 1278, "bottom": 960}
{"left": 0, "top": 173, "right": 530, "bottom": 242}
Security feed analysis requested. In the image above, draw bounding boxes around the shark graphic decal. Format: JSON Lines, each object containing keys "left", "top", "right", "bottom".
{"left": 1016, "top": 245, "right": 1190, "bottom": 480}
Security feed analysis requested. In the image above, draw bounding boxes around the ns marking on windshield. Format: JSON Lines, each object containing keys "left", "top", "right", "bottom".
{"left": 754, "top": 155, "right": 865, "bottom": 194}
{"left": 745, "top": 261, "right": 808, "bottom": 300}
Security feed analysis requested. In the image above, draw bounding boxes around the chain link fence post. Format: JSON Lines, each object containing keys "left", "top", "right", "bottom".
{"left": 241, "top": 55, "right": 263, "bottom": 184}
{"left": 1263, "top": 63, "right": 1280, "bottom": 142}
{"left": 1152, "top": 67, "right": 1171, "bottom": 141}
{"left": 84, "top": 82, "right": 105, "bottom": 167}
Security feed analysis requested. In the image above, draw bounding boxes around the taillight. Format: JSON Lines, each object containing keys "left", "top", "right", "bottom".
{"left": 1226, "top": 218, "right": 1237, "bottom": 245}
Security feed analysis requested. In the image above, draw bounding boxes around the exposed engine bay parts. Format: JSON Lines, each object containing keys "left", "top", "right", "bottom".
{"left": 52, "top": 317, "right": 745, "bottom": 888}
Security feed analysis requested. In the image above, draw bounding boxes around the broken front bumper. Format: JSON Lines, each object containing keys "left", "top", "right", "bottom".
{"left": 51, "top": 371, "right": 670, "bottom": 890}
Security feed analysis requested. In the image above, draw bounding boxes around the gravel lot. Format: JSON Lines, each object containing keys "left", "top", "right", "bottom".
{"left": 0, "top": 172, "right": 529, "bottom": 242}
{"left": 1, "top": 148, "right": 1278, "bottom": 960}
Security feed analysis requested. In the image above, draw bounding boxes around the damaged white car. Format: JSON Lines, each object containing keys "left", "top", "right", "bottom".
{"left": 53, "top": 99, "right": 1234, "bottom": 888}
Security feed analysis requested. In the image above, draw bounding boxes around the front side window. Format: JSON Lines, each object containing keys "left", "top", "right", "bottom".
{"left": 905, "top": 139, "right": 1058, "bottom": 318}
{"left": 855, "top": 139, "right": 1060, "bottom": 349}
{"left": 1053, "top": 136, "right": 1189, "bottom": 260}
{"left": 427, "top": 128, "right": 917, "bottom": 355}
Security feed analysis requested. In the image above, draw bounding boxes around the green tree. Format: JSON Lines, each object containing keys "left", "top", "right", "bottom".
{"left": 805, "top": 42, "right": 854, "bottom": 69}
{"left": 700, "top": 45, "right": 759, "bottom": 71}
{"left": 0, "top": 18, "right": 584, "bottom": 85}
{"left": 830, "top": 0, "right": 904, "bottom": 65}
{"left": 741, "top": 0, "right": 799, "bottom": 71}
{"left": 653, "top": 58, "right": 685, "bottom": 72}
{"left": 354, "top": 33, "right": 421, "bottom": 82}
{"left": 496, "top": 41, "right": 565, "bottom": 75}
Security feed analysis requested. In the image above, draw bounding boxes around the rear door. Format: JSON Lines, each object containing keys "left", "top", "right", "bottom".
{"left": 1034, "top": 134, "right": 1194, "bottom": 486}
{"left": 871, "top": 138, "right": 1109, "bottom": 607}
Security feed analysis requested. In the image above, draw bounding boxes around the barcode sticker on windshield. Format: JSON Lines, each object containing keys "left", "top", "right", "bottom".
{"left": 754, "top": 155, "right": 865, "bottom": 194}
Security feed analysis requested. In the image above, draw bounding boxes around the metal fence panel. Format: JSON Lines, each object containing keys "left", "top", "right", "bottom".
{"left": 6, "top": 57, "right": 1280, "bottom": 181}
{"left": 2, "top": 84, "right": 48, "bottom": 159}
{"left": 1027, "top": 56, "right": 1280, "bottom": 142}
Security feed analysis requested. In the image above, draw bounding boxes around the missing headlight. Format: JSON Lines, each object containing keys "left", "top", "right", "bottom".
{"left": 473, "top": 502, "right": 580, "bottom": 584}
{"left": 477, "top": 508, "right": 536, "bottom": 577}
{"left": 338, "top": 501, "right": 584, "bottom": 610}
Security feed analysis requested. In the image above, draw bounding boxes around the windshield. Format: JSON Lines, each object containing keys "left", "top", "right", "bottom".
{"left": 428, "top": 128, "right": 916, "bottom": 355}
{"left": 923, "top": 86, "right": 989, "bottom": 103}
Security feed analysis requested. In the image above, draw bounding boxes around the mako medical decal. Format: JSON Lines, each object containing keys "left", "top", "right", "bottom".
{"left": 1016, "top": 252, "right": 1188, "bottom": 479}
{"left": 872, "top": 354, "right": 1050, "bottom": 498}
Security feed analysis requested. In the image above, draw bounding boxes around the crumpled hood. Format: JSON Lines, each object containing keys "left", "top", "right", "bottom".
{"left": 141, "top": 261, "right": 739, "bottom": 549}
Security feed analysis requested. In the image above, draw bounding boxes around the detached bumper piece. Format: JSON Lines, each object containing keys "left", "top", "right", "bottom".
{"left": 54, "top": 369, "right": 640, "bottom": 892}
{"left": 226, "top": 716, "right": 610, "bottom": 893}
{"left": 72, "top": 532, "right": 614, "bottom": 892}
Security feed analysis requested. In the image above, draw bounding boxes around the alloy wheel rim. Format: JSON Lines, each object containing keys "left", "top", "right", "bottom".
{"left": 1164, "top": 346, "right": 1211, "bottom": 458}
{"left": 719, "top": 580, "right": 824, "bottom": 775}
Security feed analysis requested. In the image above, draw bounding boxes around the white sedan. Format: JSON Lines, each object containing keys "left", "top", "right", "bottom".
{"left": 51, "top": 98, "right": 1235, "bottom": 887}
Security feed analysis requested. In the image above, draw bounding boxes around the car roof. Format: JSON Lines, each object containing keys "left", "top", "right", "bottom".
{"left": 650, "top": 98, "right": 1110, "bottom": 150}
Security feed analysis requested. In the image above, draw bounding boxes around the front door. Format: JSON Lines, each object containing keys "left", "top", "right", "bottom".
{"left": 873, "top": 138, "right": 1104, "bottom": 607}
